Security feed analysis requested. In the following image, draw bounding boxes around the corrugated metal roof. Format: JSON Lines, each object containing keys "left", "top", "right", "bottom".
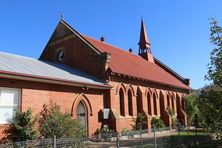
{"left": 0, "top": 52, "right": 107, "bottom": 87}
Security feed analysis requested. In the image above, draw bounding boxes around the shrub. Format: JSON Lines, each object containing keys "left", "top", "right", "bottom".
{"left": 39, "top": 103, "right": 85, "bottom": 138}
{"left": 166, "top": 106, "right": 175, "bottom": 117}
{"left": 98, "top": 125, "right": 114, "bottom": 134}
{"left": 151, "top": 117, "right": 165, "bottom": 129}
{"left": 96, "top": 125, "right": 115, "bottom": 139}
{"left": 121, "top": 128, "right": 131, "bottom": 136}
{"left": 172, "top": 117, "right": 180, "bottom": 129}
{"left": 4, "top": 109, "right": 38, "bottom": 142}
{"left": 131, "top": 113, "right": 147, "bottom": 130}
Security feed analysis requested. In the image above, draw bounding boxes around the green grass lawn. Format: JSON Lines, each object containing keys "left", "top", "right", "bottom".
{"left": 133, "top": 131, "right": 221, "bottom": 148}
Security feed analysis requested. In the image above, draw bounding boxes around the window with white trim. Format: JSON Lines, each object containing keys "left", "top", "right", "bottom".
{"left": 0, "top": 88, "right": 20, "bottom": 124}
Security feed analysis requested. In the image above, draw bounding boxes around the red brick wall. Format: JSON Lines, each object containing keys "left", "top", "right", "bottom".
{"left": 0, "top": 78, "right": 107, "bottom": 139}
{"left": 40, "top": 36, "right": 105, "bottom": 79}
{"left": 107, "top": 75, "right": 188, "bottom": 132}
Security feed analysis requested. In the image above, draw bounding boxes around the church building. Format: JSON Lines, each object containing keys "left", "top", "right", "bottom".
{"left": 0, "top": 19, "right": 190, "bottom": 138}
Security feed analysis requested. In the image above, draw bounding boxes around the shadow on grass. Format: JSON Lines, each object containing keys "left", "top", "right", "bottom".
{"left": 120, "top": 132, "right": 217, "bottom": 148}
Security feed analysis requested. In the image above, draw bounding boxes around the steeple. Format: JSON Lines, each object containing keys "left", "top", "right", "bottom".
{"left": 138, "top": 18, "right": 154, "bottom": 63}
{"left": 139, "top": 18, "right": 151, "bottom": 52}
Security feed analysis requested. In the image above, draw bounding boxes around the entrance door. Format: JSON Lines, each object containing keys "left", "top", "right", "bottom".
{"left": 77, "top": 102, "right": 87, "bottom": 129}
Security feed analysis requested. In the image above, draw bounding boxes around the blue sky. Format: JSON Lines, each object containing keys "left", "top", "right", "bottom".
{"left": 0, "top": 1, "right": 221, "bottom": 89}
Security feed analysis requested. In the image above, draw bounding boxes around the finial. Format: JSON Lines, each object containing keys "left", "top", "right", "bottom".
{"left": 100, "top": 36, "right": 105, "bottom": 42}
{"left": 129, "top": 48, "right": 133, "bottom": 53}
{"left": 61, "top": 14, "right": 64, "bottom": 20}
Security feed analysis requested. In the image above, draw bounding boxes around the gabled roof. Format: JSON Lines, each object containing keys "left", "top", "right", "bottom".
{"left": 39, "top": 20, "right": 102, "bottom": 60}
{"left": 39, "top": 19, "right": 190, "bottom": 90}
{"left": 81, "top": 35, "right": 190, "bottom": 90}
{"left": 0, "top": 52, "right": 110, "bottom": 89}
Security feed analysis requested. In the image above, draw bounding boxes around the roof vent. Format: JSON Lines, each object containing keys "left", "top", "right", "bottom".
{"left": 100, "top": 36, "right": 105, "bottom": 42}
{"left": 129, "top": 48, "right": 133, "bottom": 53}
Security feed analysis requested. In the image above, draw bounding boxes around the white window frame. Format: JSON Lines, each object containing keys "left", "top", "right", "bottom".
{"left": 0, "top": 87, "right": 21, "bottom": 124}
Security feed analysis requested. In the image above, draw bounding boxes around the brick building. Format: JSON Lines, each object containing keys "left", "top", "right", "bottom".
{"left": 0, "top": 19, "right": 190, "bottom": 139}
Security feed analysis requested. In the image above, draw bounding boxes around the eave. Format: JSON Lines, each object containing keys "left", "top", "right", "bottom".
{"left": 109, "top": 71, "right": 191, "bottom": 91}
{"left": 0, "top": 70, "right": 112, "bottom": 90}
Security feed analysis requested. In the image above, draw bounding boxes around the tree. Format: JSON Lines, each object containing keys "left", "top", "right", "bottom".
{"left": 39, "top": 103, "right": 85, "bottom": 138}
{"left": 206, "top": 18, "right": 222, "bottom": 86}
{"left": 198, "top": 18, "right": 222, "bottom": 139}
{"left": 3, "top": 109, "right": 38, "bottom": 142}
{"left": 198, "top": 85, "right": 222, "bottom": 138}
{"left": 184, "top": 93, "right": 200, "bottom": 125}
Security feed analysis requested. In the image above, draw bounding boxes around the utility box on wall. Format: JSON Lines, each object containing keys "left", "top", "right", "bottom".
{"left": 103, "top": 108, "right": 110, "bottom": 119}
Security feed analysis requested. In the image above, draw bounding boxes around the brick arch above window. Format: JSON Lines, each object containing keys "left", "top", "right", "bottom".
{"left": 166, "top": 91, "right": 175, "bottom": 99}
{"left": 72, "top": 93, "right": 93, "bottom": 118}
{"left": 176, "top": 92, "right": 184, "bottom": 102}
{"left": 115, "top": 83, "right": 126, "bottom": 95}
{"left": 136, "top": 86, "right": 145, "bottom": 95}
{"left": 126, "top": 84, "right": 135, "bottom": 96}
{"left": 145, "top": 88, "right": 153, "bottom": 97}
{"left": 159, "top": 89, "right": 165, "bottom": 97}
{"left": 152, "top": 89, "right": 159, "bottom": 99}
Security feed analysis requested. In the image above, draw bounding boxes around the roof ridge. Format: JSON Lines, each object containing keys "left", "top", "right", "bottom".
{"left": 82, "top": 34, "right": 139, "bottom": 56}
{"left": 0, "top": 51, "right": 38, "bottom": 61}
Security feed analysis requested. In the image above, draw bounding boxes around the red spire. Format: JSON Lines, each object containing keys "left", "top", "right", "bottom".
{"left": 138, "top": 18, "right": 151, "bottom": 53}
{"left": 138, "top": 18, "right": 154, "bottom": 63}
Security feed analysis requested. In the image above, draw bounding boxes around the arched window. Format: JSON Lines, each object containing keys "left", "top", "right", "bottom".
{"left": 176, "top": 96, "right": 180, "bottom": 114}
{"left": 153, "top": 93, "right": 157, "bottom": 115}
{"left": 119, "top": 88, "right": 125, "bottom": 116}
{"left": 136, "top": 89, "right": 143, "bottom": 114}
{"left": 167, "top": 95, "right": 170, "bottom": 107}
{"left": 128, "top": 90, "right": 133, "bottom": 116}
{"left": 181, "top": 97, "right": 185, "bottom": 111}
{"left": 147, "top": 92, "right": 152, "bottom": 115}
{"left": 171, "top": 96, "right": 175, "bottom": 111}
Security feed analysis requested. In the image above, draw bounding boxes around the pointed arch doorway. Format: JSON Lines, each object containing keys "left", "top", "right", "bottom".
{"left": 76, "top": 101, "right": 87, "bottom": 130}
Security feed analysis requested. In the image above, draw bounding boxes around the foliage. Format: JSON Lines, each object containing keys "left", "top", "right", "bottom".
{"left": 198, "top": 85, "right": 222, "bottom": 138}
{"left": 206, "top": 18, "right": 222, "bottom": 86}
{"left": 3, "top": 109, "right": 38, "bottom": 142}
{"left": 121, "top": 128, "right": 133, "bottom": 136}
{"left": 184, "top": 93, "right": 200, "bottom": 125}
{"left": 166, "top": 106, "right": 180, "bottom": 129}
{"left": 172, "top": 118, "right": 180, "bottom": 129}
{"left": 151, "top": 117, "right": 165, "bottom": 129}
{"left": 166, "top": 106, "right": 175, "bottom": 117}
{"left": 97, "top": 124, "right": 114, "bottom": 134}
{"left": 198, "top": 18, "right": 222, "bottom": 139}
{"left": 39, "top": 103, "right": 85, "bottom": 139}
{"left": 131, "top": 113, "right": 147, "bottom": 130}
{"left": 95, "top": 125, "right": 115, "bottom": 139}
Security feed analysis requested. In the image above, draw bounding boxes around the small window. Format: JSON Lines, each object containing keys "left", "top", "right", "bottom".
{"left": 56, "top": 48, "right": 65, "bottom": 63}
{"left": 0, "top": 88, "right": 20, "bottom": 124}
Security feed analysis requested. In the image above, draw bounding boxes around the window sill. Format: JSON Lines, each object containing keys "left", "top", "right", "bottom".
{"left": 118, "top": 115, "right": 136, "bottom": 119}
{"left": 0, "top": 123, "right": 11, "bottom": 126}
